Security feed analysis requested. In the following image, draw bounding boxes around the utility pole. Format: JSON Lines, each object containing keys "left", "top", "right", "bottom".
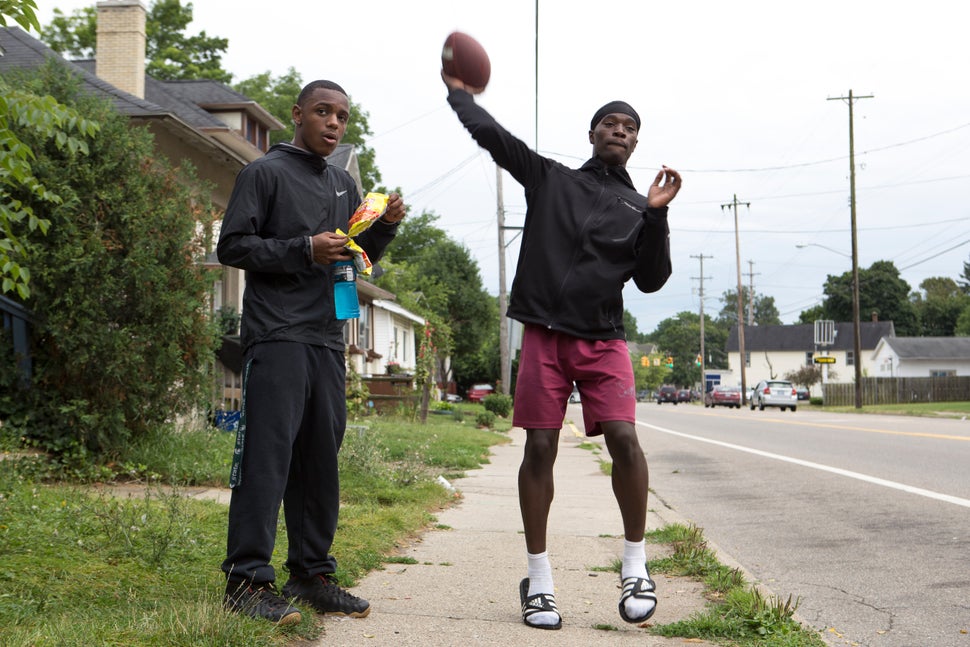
{"left": 691, "top": 254, "right": 712, "bottom": 392}
{"left": 496, "top": 167, "right": 511, "bottom": 395}
{"left": 745, "top": 260, "right": 760, "bottom": 325}
{"left": 721, "top": 195, "right": 750, "bottom": 403}
{"left": 829, "top": 90, "right": 873, "bottom": 410}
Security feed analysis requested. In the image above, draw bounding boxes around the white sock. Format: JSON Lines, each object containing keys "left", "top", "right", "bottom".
{"left": 621, "top": 539, "right": 648, "bottom": 580}
{"left": 620, "top": 539, "right": 655, "bottom": 619}
{"left": 525, "top": 551, "right": 559, "bottom": 626}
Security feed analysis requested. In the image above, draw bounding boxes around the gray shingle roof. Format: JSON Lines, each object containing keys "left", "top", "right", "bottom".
{"left": 726, "top": 321, "right": 896, "bottom": 352}
{"left": 882, "top": 336, "right": 970, "bottom": 360}
{"left": 1, "top": 27, "right": 282, "bottom": 132}
{"left": 0, "top": 27, "right": 171, "bottom": 118}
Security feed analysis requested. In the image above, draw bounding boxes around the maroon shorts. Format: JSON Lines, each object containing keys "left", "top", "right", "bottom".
{"left": 512, "top": 324, "right": 636, "bottom": 436}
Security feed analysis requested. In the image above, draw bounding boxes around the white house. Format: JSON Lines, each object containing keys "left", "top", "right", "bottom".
{"left": 870, "top": 337, "right": 970, "bottom": 378}
{"left": 726, "top": 321, "right": 896, "bottom": 396}
{"left": 349, "top": 281, "right": 425, "bottom": 377}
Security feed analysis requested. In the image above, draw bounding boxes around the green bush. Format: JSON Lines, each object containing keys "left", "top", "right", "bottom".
{"left": 482, "top": 393, "right": 512, "bottom": 417}
{"left": 475, "top": 410, "right": 496, "bottom": 428}
{"left": 2, "top": 61, "right": 219, "bottom": 458}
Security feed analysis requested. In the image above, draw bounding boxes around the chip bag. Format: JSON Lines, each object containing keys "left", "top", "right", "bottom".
{"left": 347, "top": 192, "right": 388, "bottom": 237}
{"left": 341, "top": 235, "right": 373, "bottom": 276}
{"left": 334, "top": 192, "right": 387, "bottom": 277}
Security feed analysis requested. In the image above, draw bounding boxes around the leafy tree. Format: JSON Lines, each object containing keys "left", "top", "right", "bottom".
{"left": 796, "top": 304, "right": 826, "bottom": 324}
{"left": 1, "top": 61, "right": 219, "bottom": 459}
{"left": 717, "top": 288, "right": 781, "bottom": 326}
{"left": 821, "top": 260, "right": 918, "bottom": 335}
{"left": 783, "top": 365, "right": 830, "bottom": 391}
{"left": 375, "top": 212, "right": 497, "bottom": 391}
{"left": 913, "top": 277, "right": 969, "bottom": 336}
{"left": 648, "top": 311, "right": 704, "bottom": 387}
{"left": 632, "top": 353, "right": 669, "bottom": 393}
{"left": 955, "top": 304, "right": 970, "bottom": 336}
{"left": 960, "top": 253, "right": 970, "bottom": 295}
{"left": 623, "top": 309, "right": 646, "bottom": 343}
{"left": 232, "top": 67, "right": 384, "bottom": 193}
{"left": 1, "top": 1, "right": 99, "bottom": 298}
{"left": 43, "top": 0, "right": 231, "bottom": 82}
{"left": 1, "top": 0, "right": 37, "bottom": 28}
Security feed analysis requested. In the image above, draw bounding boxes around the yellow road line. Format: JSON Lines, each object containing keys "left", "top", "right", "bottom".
{"left": 564, "top": 420, "right": 583, "bottom": 438}
{"left": 692, "top": 409, "right": 969, "bottom": 442}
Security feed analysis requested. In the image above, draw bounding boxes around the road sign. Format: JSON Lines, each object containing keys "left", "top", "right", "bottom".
{"left": 813, "top": 356, "right": 836, "bottom": 364}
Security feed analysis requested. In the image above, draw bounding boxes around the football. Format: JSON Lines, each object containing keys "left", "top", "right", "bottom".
{"left": 441, "top": 31, "right": 491, "bottom": 89}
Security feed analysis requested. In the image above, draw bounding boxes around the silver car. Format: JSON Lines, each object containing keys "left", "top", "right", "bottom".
{"left": 749, "top": 379, "right": 798, "bottom": 412}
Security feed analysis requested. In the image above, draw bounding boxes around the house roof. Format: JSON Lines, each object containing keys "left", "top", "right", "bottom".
{"left": 0, "top": 26, "right": 281, "bottom": 167}
{"left": 726, "top": 321, "right": 895, "bottom": 352}
{"left": 878, "top": 336, "right": 970, "bottom": 360}
{"left": 0, "top": 27, "right": 169, "bottom": 118}
{"left": 627, "top": 341, "right": 657, "bottom": 356}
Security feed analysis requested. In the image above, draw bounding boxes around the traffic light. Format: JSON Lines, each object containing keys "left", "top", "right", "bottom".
{"left": 665, "top": 356, "right": 674, "bottom": 368}
{"left": 640, "top": 355, "right": 649, "bottom": 367}
{"left": 695, "top": 354, "right": 702, "bottom": 366}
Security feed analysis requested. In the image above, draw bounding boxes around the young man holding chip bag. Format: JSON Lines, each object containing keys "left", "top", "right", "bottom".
{"left": 442, "top": 71, "right": 681, "bottom": 629}
{"left": 217, "top": 80, "right": 405, "bottom": 625}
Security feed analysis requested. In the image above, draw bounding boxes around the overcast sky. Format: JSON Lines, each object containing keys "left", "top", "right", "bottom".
{"left": 34, "top": 0, "right": 970, "bottom": 334}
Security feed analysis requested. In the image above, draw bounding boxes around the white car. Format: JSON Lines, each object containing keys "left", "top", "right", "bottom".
{"left": 749, "top": 379, "right": 798, "bottom": 412}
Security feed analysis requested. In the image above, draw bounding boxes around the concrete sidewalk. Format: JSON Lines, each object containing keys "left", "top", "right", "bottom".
{"left": 317, "top": 424, "right": 718, "bottom": 646}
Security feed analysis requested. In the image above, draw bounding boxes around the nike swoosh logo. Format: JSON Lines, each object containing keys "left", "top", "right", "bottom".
{"left": 336, "top": 190, "right": 347, "bottom": 197}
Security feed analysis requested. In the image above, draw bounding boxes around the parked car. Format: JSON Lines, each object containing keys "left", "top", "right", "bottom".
{"left": 704, "top": 385, "right": 741, "bottom": 408}
{"left": 636, "top": 389, "right": 652, "bottom": 402}
{"left": 656, "top": 385, "right": 679, "bottom": 405}
{"left": 796, "top": 387, "right": 810, "bottom": 401}
{"left": 444, "top": 392, "right": 462, "bottom": 403}
{"left": 749, "top": 379, "right": 798, "bottom": 412}
{"left": 677, "top": 388, "right": 692, "bottom": 403}
{"left": 466, "top": 383, "right": 495, "bottom": 403}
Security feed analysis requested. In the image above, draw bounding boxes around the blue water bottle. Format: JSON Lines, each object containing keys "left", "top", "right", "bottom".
{"left": 333, "top": 260, "right": 359, "bottom": 320}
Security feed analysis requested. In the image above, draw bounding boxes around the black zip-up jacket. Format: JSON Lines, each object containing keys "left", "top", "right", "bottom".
{"left": 447, "top": 89, "right": 671, "bottom": 340}
{"left": 217, "top": 143, "right": 397, "bottom": 352}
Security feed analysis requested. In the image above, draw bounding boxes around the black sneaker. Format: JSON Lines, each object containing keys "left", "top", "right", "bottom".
{"left": 224, "top": 579, "right": 302, "bottom": 625}
{"left": 282, "top": 574, "right": 371, "bottom": 618}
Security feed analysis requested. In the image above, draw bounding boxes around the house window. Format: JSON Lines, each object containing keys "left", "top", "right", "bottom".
{"left": 390, "top": 325, "right": 400, "bottom": 362}
{"left": 846, "top": 351, "right": 854, "bottom": 366}
{"left": 245, "top": 117, "right": 255, "bottom": 146}
{"left": 805, "top": 351, "right": 813, "bottom": 366}
{"left": 930, "top": 369, "right": 955, "bottom": 377}
{"left": 358, "top": 303, "right": 370, "bottom": 349}
{"left": 393, "top": 325, "right": 409, "bottom": 364}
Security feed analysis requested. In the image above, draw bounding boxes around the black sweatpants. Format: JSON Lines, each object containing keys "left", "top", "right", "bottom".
{"left": 222, "top": 341, "right": 346, "bottom": 584}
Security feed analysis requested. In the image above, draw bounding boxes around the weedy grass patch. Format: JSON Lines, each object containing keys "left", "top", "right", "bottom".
{"left": 0, "top": 413, "right": 508, "bottom": 646}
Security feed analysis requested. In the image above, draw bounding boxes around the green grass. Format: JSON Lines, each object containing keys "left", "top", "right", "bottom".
{"left": 825, "top": 400, "right": 970, "bottom": 417}
{"left": 0, "top": 411, "right": 509, "bottom": 646}
{"left": 645, "top": 523, "right": 826, "bottom": 646}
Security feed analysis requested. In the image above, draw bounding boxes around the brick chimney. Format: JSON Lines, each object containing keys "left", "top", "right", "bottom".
{"left": 95, "top": 0, "right": 147, "bottom": 99}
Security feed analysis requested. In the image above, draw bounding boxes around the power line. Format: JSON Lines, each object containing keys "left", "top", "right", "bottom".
{"left": 543, "top": 121, "right": 970, "bottom": 174}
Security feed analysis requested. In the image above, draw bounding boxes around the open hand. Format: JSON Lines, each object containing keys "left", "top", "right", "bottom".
{"left": 647, "top": 166, "right": 682, "bottom": 209}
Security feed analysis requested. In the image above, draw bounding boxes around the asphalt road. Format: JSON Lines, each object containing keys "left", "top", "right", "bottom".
{"left": 629, "top": 402, "right": 970, "bottom": 647}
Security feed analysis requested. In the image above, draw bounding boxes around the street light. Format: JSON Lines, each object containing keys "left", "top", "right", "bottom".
{"left": 795, "top": 243, "right": 851, "bottom": 259}
{"left": 795, "top": 242, "right": 863, "bottom": 408}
